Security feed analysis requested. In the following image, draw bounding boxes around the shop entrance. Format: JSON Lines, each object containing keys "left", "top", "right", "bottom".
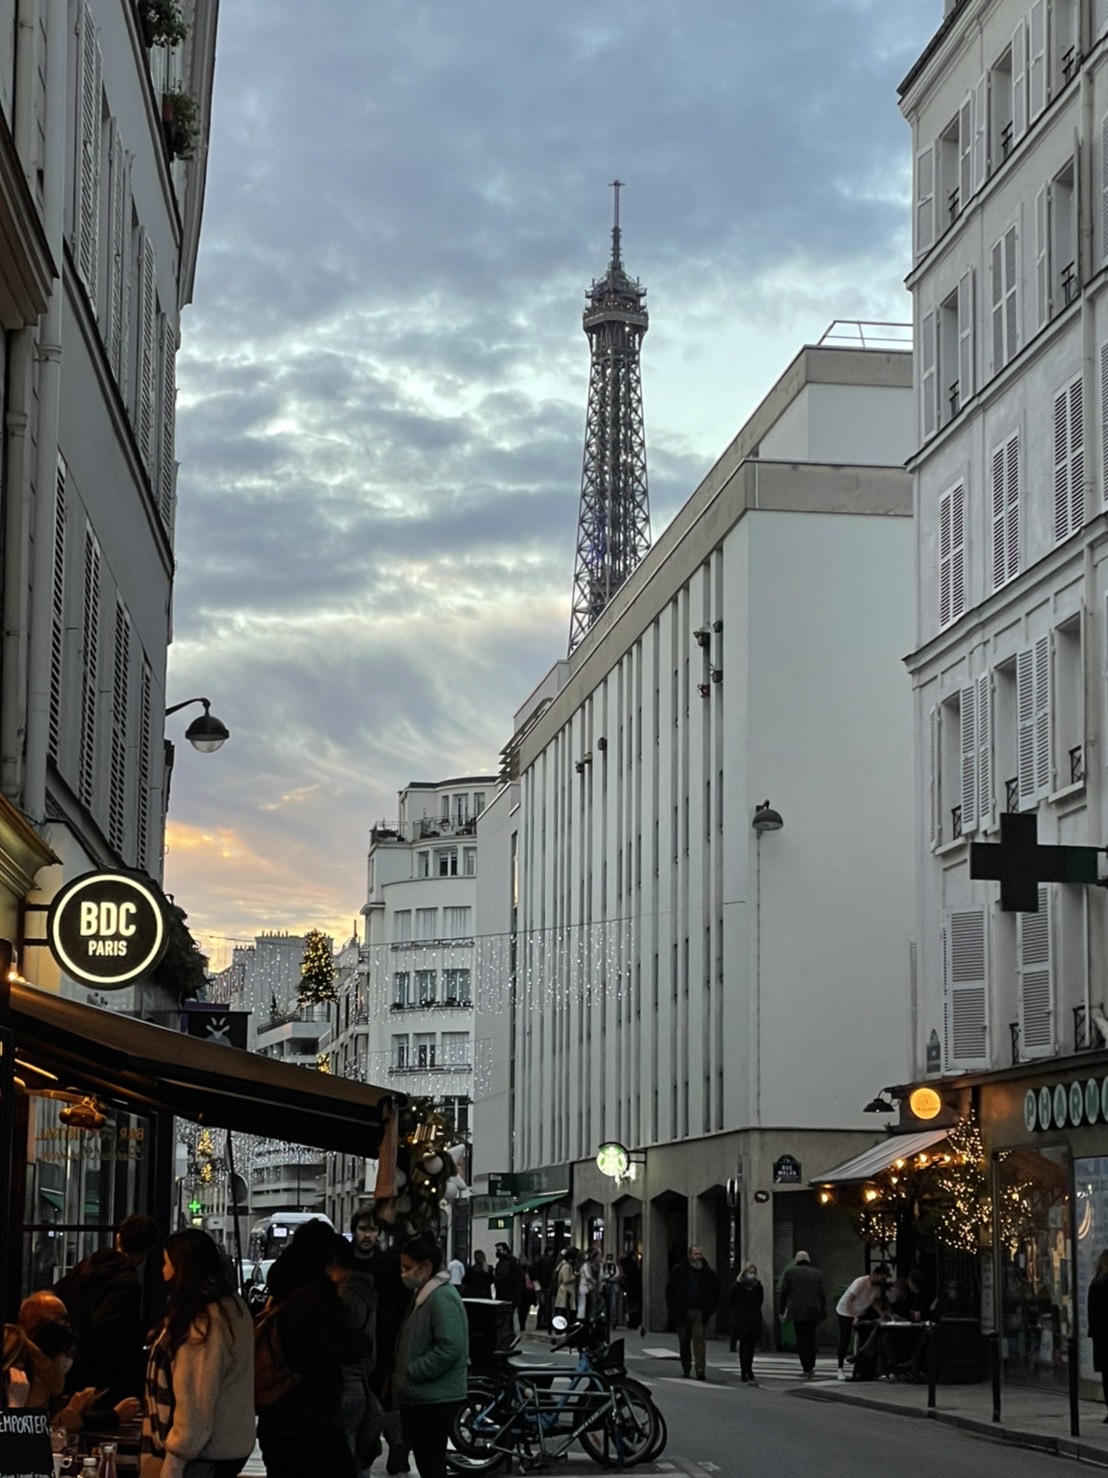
{"left": 999, "top": 1145, "right": 1071, "bottom": 1388}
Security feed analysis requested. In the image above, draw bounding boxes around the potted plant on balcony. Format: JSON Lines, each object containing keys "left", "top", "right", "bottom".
{"left": 137, "top": 0, "right": 187, "bottom": 48}
{"left": 161, "top": 86, "right": 200, "bottom": 161}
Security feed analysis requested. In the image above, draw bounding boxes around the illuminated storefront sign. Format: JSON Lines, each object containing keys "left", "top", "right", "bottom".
{"left": 47, "top": 871, "right": 168, "bottom": 988}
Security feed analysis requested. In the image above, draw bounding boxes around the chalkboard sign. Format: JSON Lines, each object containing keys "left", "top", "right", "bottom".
{"left": 0, "top": 1407, "right": 53, "bottom": 1478}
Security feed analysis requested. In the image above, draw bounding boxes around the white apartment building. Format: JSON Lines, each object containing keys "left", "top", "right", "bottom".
{"left": 473, "top": 338, "right": 918, "bottom": 1329}
{"left": 900, "top": 0, "right": 1108, "bottom": 1401}
{"left": 0, "top": 0, "right": 216, "bottom": 1008}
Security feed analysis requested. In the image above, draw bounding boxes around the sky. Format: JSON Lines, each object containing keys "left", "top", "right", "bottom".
{"left": 164, "top": 0, "right": 939, "bottom": 969}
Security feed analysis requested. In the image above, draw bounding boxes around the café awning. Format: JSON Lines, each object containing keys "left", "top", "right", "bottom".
{"left": 503, "top": 1191, "right": 569, "bottom": 1216}
{"left": 8, "top": 981, "right": 401, "bottom": 1156}
{"left": 810, "top": 1128, "right": 950, "bottom": 1186}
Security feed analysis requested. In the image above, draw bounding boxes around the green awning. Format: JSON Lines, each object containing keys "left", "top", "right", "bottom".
{"left": 504, "top": 1190, "right": 569, "bottom": 1216}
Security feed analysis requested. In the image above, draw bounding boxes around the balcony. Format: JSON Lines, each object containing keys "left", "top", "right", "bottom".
{"left": 390, "top": 937, "right": 475, "bottom": 951}
{"left": 389, "top": 1060, "right": 473, "bottom": 1076}
{"left": 370, "top": 816, "right": 480, "bottom": 844}
{"left": 263, "top": 1003, "right": 332, "bottom": 1030}
{"left": 390, "top": 999, "right": 472, "bottom": 1013}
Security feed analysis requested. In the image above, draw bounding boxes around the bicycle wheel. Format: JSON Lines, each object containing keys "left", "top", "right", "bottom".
{"left": 578, "top": 1380, "right": 659, "bottom": 1468}
{"left": 643, "top": 1400, "right": 667, "bottom": 1462}
{"left": 447, "top": 1392, "right": 511, "bottom": 1474}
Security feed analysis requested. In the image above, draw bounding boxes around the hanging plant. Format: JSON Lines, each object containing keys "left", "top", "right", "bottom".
{"left": 137, "top": 0, "right": 187, "bottom": 48}
{"left": 162, "top": 87, "right": 200, "bottom": 162}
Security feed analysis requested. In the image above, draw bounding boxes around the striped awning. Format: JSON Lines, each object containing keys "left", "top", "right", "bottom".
{"left": 811, "top": 1129, "right": 950, "bottom": 1185}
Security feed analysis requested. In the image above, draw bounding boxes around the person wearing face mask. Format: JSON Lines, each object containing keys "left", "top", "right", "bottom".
{"left": 393, "top": 1233, "right": 469, "bottom": 1478}
{"left": 726, "top": 1264, "right": 765, "bottom": 1384}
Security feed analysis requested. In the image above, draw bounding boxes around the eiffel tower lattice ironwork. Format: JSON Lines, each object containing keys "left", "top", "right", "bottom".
{"left": 567, "top": 181, "right": 651, "bottom": 654}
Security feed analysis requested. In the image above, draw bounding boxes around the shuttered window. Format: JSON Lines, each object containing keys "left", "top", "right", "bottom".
{"left": 921, "top": 310, "right": 938, "bottom": 440}
{"left": 158, "top": 316, "right": 177, "bottom": 533}
{"left": 48, "top": 460, "right": 67, "bottom": 764}
{"left": 1053, "top": 374, "right": 1084, "bottom": 542}
{"left": 957, "top": 269, "right": 974, "bottom": 407}
{"left": 1098, "top": 0, "right": 1108, "bottom": 39}
{"left": 944, "top": 910, "right": 988, "bottom": 1067}
{"left": 1035, "top": 184, "right": 1050, "bottom": 328}
{"left": 992, "top": 226, "right": 1019, "bottom": 373}
{"left": 78, "top": 528, "right": 101, "bottom": 809}
{"left": 135, "top": 233, "right": 157, "bottom": 476}
{"left": 1102, "top": 344, "right": 1108, "bottom": 500}
{"left": 977, "top": 673, "right": 994, "bottom": 832}
{"left": 1019, "top": 887, "right": 1052, "bottom": 1053}
{"left": 957, "top": 675, "right": 994, "bottom": 836}
{"left": 959, "top": 684, "right": 977, "bottom": 834}
{"left": 1029, "top": 0, "right": 1047, "bottom": 122}
{"left": 105, "top": 126, "right": 130, "bottom": 389}
{"left": 972, "top": 73, "right": 987, "bottom": 192}
{"left": 136, "top": 662, "right": 152, "bottom": 872}
{"left": 939, "top": 483, "right": 966, "bottom": 629}
{"left": 916, "top": 146, "right": 934, "bottom": 258}
{"left": 1017, "top": 636, "right": 1052, "bottom": 804}
{"left": 108, "top": 603, "right": 130, "bottom": 854}
{"left": 991, "top": 433, "right": 1020, "bottom": 588}
{"left": 929, "top": 705, "right": 942, "bottom": 850}
{"left": 74, "top": 3, "right": 102, "bottom": 305}
{"left": 1012, "top": 17, "right": 1028, "bottom": 142}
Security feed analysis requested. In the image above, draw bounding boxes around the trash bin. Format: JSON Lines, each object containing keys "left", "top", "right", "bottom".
{"left": 936, "top": 1316, "right": 985, "bottom": 1383}
{"left": 463, "top": 1298, "right": 516, "bottom": 1371}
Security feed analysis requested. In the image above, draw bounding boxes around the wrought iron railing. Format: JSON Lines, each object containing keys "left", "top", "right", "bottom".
{"left": 1062, "top": 45, "right": 1079, "bottom": 84}
{"left": 951, "top": 805, "right": 963, "bottom": 840}
{"left": 1061, "top": 261, "right": 1079, "bottom": 306}
{"left": 949, "top": 380, "right": 960, "bottom": 418}
{"left": 1005, "top": 777, "right": 1019, "bottom": 814}
{"left": 948, "top": 188, "right": 960, "bottom": 222}
{"left": 1070, "top": 745, "right": 1084, "bottom": 784}
{"left": 1010, "top": 1021, "right": 1021, "bottom": 1066}
{"left": 1074, "top": 1005, "right": 1105, "bottom": 1053}
{"left": 1001, "top": 121, "right": 1013, "bottom": 158}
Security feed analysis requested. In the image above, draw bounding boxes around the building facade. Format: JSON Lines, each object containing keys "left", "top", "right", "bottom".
{"left": 0, "top": 0, "right": 217, "bottom": 1007}
{"left": 901, "top": 0, "right": 1108, "bottom": 1398}
{"left": 474, "top": 339, "right": 919, "bottom": 1328}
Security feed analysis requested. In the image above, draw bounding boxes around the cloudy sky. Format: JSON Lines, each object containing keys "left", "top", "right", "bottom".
{"left": 164, "top": 0, "right": 937, "bottom": 966}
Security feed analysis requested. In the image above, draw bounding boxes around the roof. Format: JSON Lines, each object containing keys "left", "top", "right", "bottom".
{"left": 810, "top": 1128, "right": 950, "bottom": 1185}
{"left": 10, "top": 982, "right": 401, "bottom": 1155}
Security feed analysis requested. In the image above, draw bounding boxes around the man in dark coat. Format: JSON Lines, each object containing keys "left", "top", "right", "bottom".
{"left": 778, "top": 1250, "right": 827, "bottom": 1378}
{"left": 351, "top": 1206, "right": 411, "bottom": 1475}
{"left": 664, "top": 1244, "right": 720, "bottom": 1380}
{"left": 727, "top": 1263, "right": 765, "bottom": 1382}
{"left": 493, "top": 1243, "right": 525, "bottom": 1329}
{"left": 53, "top": 1212, "right": 158, "bottom": 1404}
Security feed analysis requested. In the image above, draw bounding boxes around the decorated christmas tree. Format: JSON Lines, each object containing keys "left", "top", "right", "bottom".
{"left": 297, "top": 929, "right": 336, "bottom": 1005}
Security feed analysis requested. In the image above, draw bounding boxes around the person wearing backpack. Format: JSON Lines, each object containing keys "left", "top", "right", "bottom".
{"left": 55, "top": 1213, "right": 159, "bottom": 1404}
{"left": 255, "top": 1220, "right": 365, "bottom": 1478}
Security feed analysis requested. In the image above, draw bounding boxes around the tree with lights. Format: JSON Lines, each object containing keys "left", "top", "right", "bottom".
{"left": 297, "top": 929, "right": 336, "bottom": 1005}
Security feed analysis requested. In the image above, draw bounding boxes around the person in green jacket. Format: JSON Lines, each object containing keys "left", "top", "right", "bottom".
{"left": 394, "top": 1232, "right": 469, "bottom": 1478}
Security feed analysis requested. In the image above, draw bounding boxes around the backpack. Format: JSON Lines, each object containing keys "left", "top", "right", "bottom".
{"left": 253, "top": 1302, "right": 301, "bottom": 1415}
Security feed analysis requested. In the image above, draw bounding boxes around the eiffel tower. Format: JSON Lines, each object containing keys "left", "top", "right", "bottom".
{"left": 567, "top": 182, "right": 651, "bottom": 654}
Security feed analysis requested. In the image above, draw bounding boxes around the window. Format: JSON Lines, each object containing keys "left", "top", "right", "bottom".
{"left": 1038, "top": 161, "right": 1078, "bottom": 330}
{"left": 393, "top": 910, "right": 412, "bottom": 943}
{"left": 943, "top": 909, "right": 988, "bottom": 1067}
{"left": 1017, "top": 636, "right": 1052, "bottom": 806}
{"left": 443, "top": 968, "right": 471, "bottom": 1004}
{"left": 415, "top": 908, "right": 437, "bottom": 941}
{"left": 473, "top": 792, "right": 486, "bottom": 815}
{"left": 439, "top": 1095, "right": 471, "bottom": 1136}
{"left": 416, "top": 969, "right": 436, "bottom": 1005}
{"left": 1028, "top": 0, "right": 1047, "bottom": 122}
{"left": 415, "top": 1033, "right": 436, "bottom": 1069}
{"left": 991, "top": 225, "right": 1019, "bottom": 373}
{"left": 78, "top": 526, "right": 101, "bottom": 809}
{"left": 1054, "top": 617, "right": 1084, "bottom": 786}
{"left": 990, "top": 45, "right": 1015, "bottom": 165}
{"left": 441, "top": 795, "right": 450, "bottom": 819}
{"left": 955, "top": 675, "right": 994, "bottom": 838}
{"left": 392, "top": 972, "right": 411, "bottom": 1007}
{"left": 454, "top": 794, "right": 468, "bottom": 824}
{"left": 442, "top": 1032, "right": 470, "bottom": 1067}
{"left": 916, "top": 144, "right": 935, "bottom": 258}
{"left": 938, "top": 483, "right": 966, "bottom": 629}
{"left": 74, "top": 3, "right": 102, "bottom": 303}
{"left": 1053, "top": 374, "right": 1084, "bottom": 542}
{"left": 1019, "top": 888, "right": 1052, "bottom": 1054}
{"left": 463, "top": 847, "right": 477, "bottom": 877}
{"left": 443, "top": 906, "right": 472, "bottom": 939}
{"left": 48, "top": 461, "right": 67, "bottom": 764}
{"left": 108, "top": 602, "right": 130, "bottom": 853}
{"left": 417, "top": 851, "right": 430, "bottom": 879}
{"left": 939, "top": 272, "right": 974, "bottom": 420}
{"left": 1051, "top": 0, "right": 1079, "bottom": 97}
{"left": 436, "top": 847, "right": 458, "bottom": 877}
{"left": 392, "top": 1034, "right": 410, "bottom": 1070}
{"left": 938, "top": 113, "right": 961, "bottom": 228}
{"left": 939, "top": 691, "right": 963, "bottom": 841}
{"left": 991, "top": 433, "right": 1020, "bottom": 589}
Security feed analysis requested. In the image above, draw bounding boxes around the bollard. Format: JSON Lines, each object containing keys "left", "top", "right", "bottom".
{"left": 927, "top": 1322, "right": 938, "bottom": 1412}
{"left": 1069, "top": 1336, "right": 1080, "bottom": 1438}
{"left": 990, "top": 1330, "right": 1001, "bottom": 1423}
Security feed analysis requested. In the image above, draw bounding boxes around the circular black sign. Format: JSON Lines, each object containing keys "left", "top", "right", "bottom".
{"left": 47, "top": 871, "right": 168, "bottom": 989}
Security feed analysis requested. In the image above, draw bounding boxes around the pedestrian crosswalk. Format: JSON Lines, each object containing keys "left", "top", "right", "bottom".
{"left": 639, "top": 1346, "right": 841, "bottom": 1386}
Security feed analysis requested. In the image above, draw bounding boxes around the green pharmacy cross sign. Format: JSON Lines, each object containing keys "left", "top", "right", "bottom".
{"left": 970, "top": 812, "right": 1099, "bottom": 911}
{"left": 188, "top": 1198, "right": 203, "bottom": 1216}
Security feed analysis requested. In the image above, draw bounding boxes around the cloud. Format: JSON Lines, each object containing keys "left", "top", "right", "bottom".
{"left": 166, "top": 0, "right": 936, "bottom": 941}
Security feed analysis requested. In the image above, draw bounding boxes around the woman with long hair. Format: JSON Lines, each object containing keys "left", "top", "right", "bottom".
{"left": 141, "top": 1228, "right": 255, "bottom": 1478}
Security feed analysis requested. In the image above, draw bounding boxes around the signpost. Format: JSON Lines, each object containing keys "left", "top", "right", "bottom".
{"left": 47, "top": 871, "right": 169, "bottom": 988}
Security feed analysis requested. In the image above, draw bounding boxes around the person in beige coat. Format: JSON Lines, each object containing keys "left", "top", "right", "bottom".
{"left": 552, "top": 1249, "right": 580, "bottom": 1316}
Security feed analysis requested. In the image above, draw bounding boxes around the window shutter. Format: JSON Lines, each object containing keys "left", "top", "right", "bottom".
{"left": 1054, "top": 384, "right": 1070, "bottom": 540}
{"left": 78, "top": 528, "right": 101, "bottom": 809}
{"left": 1034, "top": 631, "right": 1052, "bottom": 798}
{"left": 1055, "top": 375, "right": 1084, "bottom": 539}
{"left": 1102, "top": 343, "right": 1108, "bottom": 501}
{"left": 1004, "top": 226, "right": 1019, "bottom": 362}
{"left": 1102, "top": 116, "right": 1108, "bottom": 266}
{"left": 1006, "top": 432, "right": 1020, "bottom": 580}
{"left": 1019, "top": 887, "right": 1052, "bottom": 1052}
{"left": 930, "top": 705, "right": 942, "bottom": 849}
{"left": 991, "top": 239, "right": 1005, "bottom": 373}
{"left": 958, "top": 269, "right": 974, "bottom": 404}
{"left": 1069, "top": 376, "right": 1085, "bottom": 531}
{"left": 1098, "top": 0, "right": 1108, "bottom": 38}
{"left": 941, "top": 923, "right": 950, "bottom": 1066}
{"left": 947, "top": 909, "right": 988, "bottom": 1065}
{"left": 75, "top": 3, "right": 102, "bottom": 305}
{"left": 1013, "top": 18, "right": 1028, "bottom": 141}
{"left": 939, "top": 489, "right": 952, "bottom": 627}
{"left": 960, "top": 94, "right": 974, "bottom": 210}
{"left": 977, "top": 672, "right": 994, "bottom": 831}
{"left": 960, "top": 684, "right": 978, "bottom": 833}
{"left": 916, "top": 146, "right": 935, "bottom": 257}
{"left": 48, "top": 459, "right": 67, "bottom": 764}
{"left": 106, "top": 128, "right": 130, "bottom": 387}
{"left": 950, "top": 483, "right": 965, "bottom": 622}
{"left": 1017, "top": 646, "right": 1036, "bottom": 805}
{"left": 922, "top": 310, "right": 937, "bottom": 440}
{"left": 991, "top": 443, "right": 1006, "bottom": 589}
{"left": 973, "top": 73, "right": 988, "bottom": 191}
{"left": 1029, "top": 0, "right": 1047, "bottom": 120}
{"left": 1035, "top": 184, "right": 1050, "bottom": 327}
{"left": 158, "top": 317, "right": 177, "bottom": 533}
{"left": 136, "top": 662, "right": 152, "bottom": 872}
{"left": 108, "top": 603, "right": 130, "bottom": 854}
{"left": 136, "top": 232, "right": 157, "bottom": 476}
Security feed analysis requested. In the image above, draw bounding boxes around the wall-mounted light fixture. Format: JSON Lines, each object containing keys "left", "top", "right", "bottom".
{"left": 710, "top": 668, "right": 723, "bottom": 684}
{"left": 751, "top": 800, "right": 784, "bottom": 835}
{"left": 693, "top": 627, "right": 711, "bottom": 648}
{"left": 697, "top": 683, "right": 711, "bottom": 698}
{"left": 596, "top": 737, "right": 608, "bottom": 751}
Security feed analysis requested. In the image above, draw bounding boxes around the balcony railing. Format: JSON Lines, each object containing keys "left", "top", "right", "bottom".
{"left": 1062, "top": 45, "right": 1079, "bottom": 84}
{"left": 1074, "top": 1005, "right": 1105, "bottom": 1054}
{"left": 1001, "top": 121, "right": 1013, "bottom": 159}
{"left": 263, "top": 1003, "right": 332, "bottom": 1030}
{"left": 1061, "top": 261, "right": 1079, "bottom": 307}
{"left": 1005, "top": 777, "right": 1019, "bottom": 814}
{"left": 1070, "top": 745, "right": 1084, "bottom": 784}
{"left": 948, "top": 379, "right": 960, "bottom": 419}
{"left": 391, "top": 937, "right": 475, "bottom": 951}
{"left": 390, "top": 999, "right": 473, "bottom": 1012}
{"left": 389, "top": 1060, "right": 473, "bottom": 1076}
{"left": 951, "top": 805, "right": 963, "bottom": 840}
{"left": 1010, "top": 1021, "right": 1021, "bottom": 1066}
{"left": 948, "top": 187, "right": 960, "bottom": 223}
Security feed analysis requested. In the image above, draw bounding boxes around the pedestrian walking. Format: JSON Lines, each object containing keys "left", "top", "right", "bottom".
{"left": 534, "top": 1250, "right": 556, "bottom": 1330}
{"left": 1090, "top": 1249, "right": 1108, "bottom": 1421}
{"left": 493, "top": 1244, "right": 525, "bottom": 1330}
{"left": 461, "top": 1249, "right": 494, "bottom": 1300}
{"left": 553, "top": 1249, "right": 580, "bottom": 1319}
{"left": 578, "top": 1247, "right": 604, "bottom": 1322}
{"left": 447, "top": 1254, "right": 466, "bottom": 1288}
{"left": 727, "top": 1264, "right": 764, "bottom": 1383}
{"left": 778, "top": 1251, "right": 826, "bottom": 1379}
{"left": 349, "top": 1205, "right": 411, "bottom": 1474}
{"left": 393, "top": 1232, "right": 470, "bottom": 1478}
{"left": 664, "top": 1245, "right": 720, "bottom": 1381}
{"left": 255, "top": 1219, "right": 365, "bottom": 1478}
{"left": 600, "top": 1254, "right": 622, "bottom": 1329}
{"left": 141, "top": 1227, "right": 255, "bottom": 1478}
{"left": 835, "top": 1264, "right": 890, "bottom": 1380}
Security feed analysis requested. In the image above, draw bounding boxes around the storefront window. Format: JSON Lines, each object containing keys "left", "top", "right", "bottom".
{"left": 21, "top": 1094, "right": 152, "bottom": 1292}
{"left": 998, "top": 1145, "right": 1071, "bottom": 1387}
{"left": 1075, "top": 1156, "right": 1108, "bottom": 1383}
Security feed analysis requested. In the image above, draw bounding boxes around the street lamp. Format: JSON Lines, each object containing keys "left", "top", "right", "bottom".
{"left": 166, "top": 697, "right": 230, "bottom": 754}
{"left": 751, "top": 800, "right": 784, "bottom": 835}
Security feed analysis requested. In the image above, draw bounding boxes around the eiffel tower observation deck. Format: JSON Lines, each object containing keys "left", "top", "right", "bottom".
{"left": 567, "top": 182, "right": 651, "bottom": 655}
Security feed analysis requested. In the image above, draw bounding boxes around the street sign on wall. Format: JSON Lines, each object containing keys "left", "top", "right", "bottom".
{"left": 47, "top": 871, "right": 169, "bottom": 988}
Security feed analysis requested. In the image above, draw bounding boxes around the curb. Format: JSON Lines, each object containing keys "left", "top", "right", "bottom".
{"left": 794, "top": 1386, "right": 1108, "bottom": 1469}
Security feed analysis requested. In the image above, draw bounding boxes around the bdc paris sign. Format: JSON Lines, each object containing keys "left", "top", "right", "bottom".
{"left": 47, "top": 871, "right": 169, "bottom": 989}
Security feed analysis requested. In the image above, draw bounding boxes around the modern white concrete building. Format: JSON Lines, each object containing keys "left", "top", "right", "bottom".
{"left": 472, "top": 337, "right": 919, "bottom": 1329}
{"left": 899, "top": 0, "right": 1108, "bottom": 1399}
{"left": 0, "top": 0, "right": 217, "bottom": 1008}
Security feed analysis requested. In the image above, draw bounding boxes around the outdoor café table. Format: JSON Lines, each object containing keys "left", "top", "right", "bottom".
{"left": 877, "top": 1318, "right": 933, "bottom": 1380}
{"left": 79, "top": 1421, "right": 141, "bottom": 1471}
